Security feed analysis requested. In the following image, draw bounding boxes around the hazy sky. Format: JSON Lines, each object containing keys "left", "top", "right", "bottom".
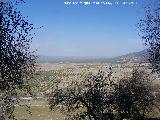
{"left": 18, "top": 0, "right": 149, "bottom": 57}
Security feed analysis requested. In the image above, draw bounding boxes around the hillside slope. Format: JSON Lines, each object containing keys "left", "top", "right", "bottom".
{"left": 109, "top": 50, "right": 148, "bottom": 63}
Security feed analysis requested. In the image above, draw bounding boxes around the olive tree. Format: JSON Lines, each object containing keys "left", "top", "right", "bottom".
{"left": 0, "top": 0, "right": 36, "bottom": 119}
{"left": 138, "top": 0, "right": 160, "bottom": 73}
{"left": 114, "top": 69, "right": 157, "bottom": 120}
{"left": 48, "top": 68, "right": 159, "bottom": 120}
{"left": 48, "top": 69, "right": 116, "bottom": 120}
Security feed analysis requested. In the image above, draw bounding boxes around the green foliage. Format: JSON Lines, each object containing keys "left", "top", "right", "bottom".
{"left": 138, "top": 0, "right": 160, "bottom": 73}
{"left": 48, "top": 68, "right": 159, "bottom": 120}
{"left": 0, "top": 0, "right": 36, "bottom": 119}
{"left": 114, "top": 69, "right": 156, "bottom": 120}
{"left": 48, "top": 69, "right": 114, "bottom": 120}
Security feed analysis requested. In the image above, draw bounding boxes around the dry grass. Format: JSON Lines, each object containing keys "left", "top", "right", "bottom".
{"left": 9, "top": 106, "right": 65, "bottom": 120}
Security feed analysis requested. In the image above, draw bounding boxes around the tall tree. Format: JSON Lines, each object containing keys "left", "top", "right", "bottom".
{"left": 0, "top": 0, "right": 36, "bottom": 119}
{"left": 138, "top": 0, "right": 160, "bottom": 73}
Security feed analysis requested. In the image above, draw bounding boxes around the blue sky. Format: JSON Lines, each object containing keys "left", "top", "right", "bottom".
{"left": 18, "top": 0, "right": 149, "bottom": 57}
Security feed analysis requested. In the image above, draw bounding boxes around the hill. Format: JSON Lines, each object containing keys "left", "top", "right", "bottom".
{"left": 108, "top": 50, "right": 148, "bottom": 63}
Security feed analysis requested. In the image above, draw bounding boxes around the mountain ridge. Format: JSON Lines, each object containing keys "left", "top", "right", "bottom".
{"left": 108, "top": 50, "right": 148, "bottom": 63}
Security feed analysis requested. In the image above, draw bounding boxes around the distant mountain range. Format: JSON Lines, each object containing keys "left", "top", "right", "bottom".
{"left": 37, "top": 50, "right": 149, "bottom": 63}
{"left": 37, "top": 56, "right": 110, "bottom": 63}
